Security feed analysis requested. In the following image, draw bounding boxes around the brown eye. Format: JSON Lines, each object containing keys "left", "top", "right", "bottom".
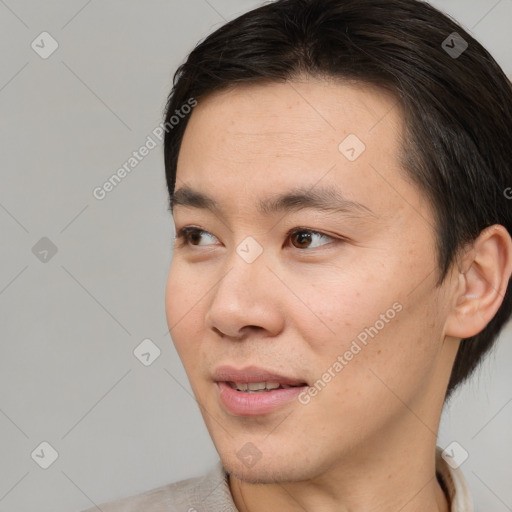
{"left": 288, "top": 229, "right": 334, "bottom": 249}
{"left": 175, "top": 227, "right": 217, "bottom": 247}
{"left": 175, "top": 226, "right": 337, "bottom": 251}
{"left": 290, "top": 231, "right": 313, "bottom": 248}
{"left": 188, "top": 230, "right": 203, "bottom": 245}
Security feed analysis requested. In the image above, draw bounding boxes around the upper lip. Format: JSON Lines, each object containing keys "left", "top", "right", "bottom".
{"left": 213, "top": 365, "right": 307, "bottom": 386}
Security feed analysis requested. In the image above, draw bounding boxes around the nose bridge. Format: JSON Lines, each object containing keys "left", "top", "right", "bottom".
{"left": 205, "top": 237, "right": 282, "bottom": 337}
{"left": 216, "top": 238, "right": 270, "bottom": 307}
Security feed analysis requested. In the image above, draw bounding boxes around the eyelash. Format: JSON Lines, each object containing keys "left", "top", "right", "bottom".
{"left": 174, "top": 226, "right": 339, "bottom": 251}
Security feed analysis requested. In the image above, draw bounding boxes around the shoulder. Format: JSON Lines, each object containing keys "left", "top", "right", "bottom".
{"left": 79, "top": 461, "right": 237, "bottom": 512}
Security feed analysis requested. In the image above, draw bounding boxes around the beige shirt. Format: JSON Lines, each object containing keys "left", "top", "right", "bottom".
{"left": 82, "top": 446, "right": 473, "bottom": 512}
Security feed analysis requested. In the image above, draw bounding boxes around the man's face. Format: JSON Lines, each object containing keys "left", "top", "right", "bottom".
{"left": 165, "top": 77, "right": 457, "bottom": 483}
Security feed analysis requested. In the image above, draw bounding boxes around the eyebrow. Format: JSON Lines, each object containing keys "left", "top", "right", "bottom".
{"left": 170, "top": 184, "right": 376, "bottom": 217}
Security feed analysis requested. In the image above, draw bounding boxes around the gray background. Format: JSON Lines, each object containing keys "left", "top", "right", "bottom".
{"left": 0, "top": 1, "right": 511, "bottom": 511}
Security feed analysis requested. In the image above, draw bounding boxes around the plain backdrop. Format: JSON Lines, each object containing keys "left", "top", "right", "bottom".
{"left": 0, "top": 1, "right": 511, "bottom": 511}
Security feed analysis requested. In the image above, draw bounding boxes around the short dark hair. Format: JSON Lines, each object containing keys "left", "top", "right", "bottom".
{"left": 163, "top": 0, "right": 512, "bottom": 399}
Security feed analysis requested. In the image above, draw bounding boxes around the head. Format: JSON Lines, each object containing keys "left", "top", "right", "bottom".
{"left": 163, "top": 0, "right": 512, "bottom": 482}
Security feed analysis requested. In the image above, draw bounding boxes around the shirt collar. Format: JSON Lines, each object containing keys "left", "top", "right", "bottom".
{"left": 435, "top": 446, "right": 474, "bottom": 512}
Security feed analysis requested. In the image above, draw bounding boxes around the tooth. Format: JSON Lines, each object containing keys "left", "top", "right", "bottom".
{"left": 247, "top": 382, "right": 282, "bottom": 391}
{"left": 231, "top": 381, "right": 289, "bottom": 392}
{"left": 247, "top": 382, "right": 266, "bottom": 391}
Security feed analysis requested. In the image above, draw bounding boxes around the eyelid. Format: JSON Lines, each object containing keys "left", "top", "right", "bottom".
{"left": 174, "top": 225, "right": 343, "bottom": 250}
{"left": 286, "top": 226, "right": 335, "bottom": 245}
{"left": 174, "top": 226, "right": 218, "bottom": 246}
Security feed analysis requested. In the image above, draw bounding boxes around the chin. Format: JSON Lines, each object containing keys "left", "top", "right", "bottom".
{"left": 222, "top": 455, "right": 312, "bottom": 485}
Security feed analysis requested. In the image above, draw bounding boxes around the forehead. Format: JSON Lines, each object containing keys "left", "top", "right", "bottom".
{"left": 175, "top": 77, "right": 426, "bottom": 222}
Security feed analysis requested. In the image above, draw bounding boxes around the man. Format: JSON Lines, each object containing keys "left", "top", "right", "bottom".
{"left": 83, "top": 0, "right": 512, "bottom": 510}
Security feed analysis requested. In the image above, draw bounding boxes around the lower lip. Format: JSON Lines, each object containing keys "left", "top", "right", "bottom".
{"left": 216, "top": 381, "right": 306, "bottom": 416}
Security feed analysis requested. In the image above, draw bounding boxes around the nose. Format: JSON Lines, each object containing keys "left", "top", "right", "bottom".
{"left": 204, "top": 252, "right": 285, "bottom": 341}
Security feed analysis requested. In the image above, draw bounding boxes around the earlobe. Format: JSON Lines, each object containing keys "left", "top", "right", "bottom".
{"left": 445, "top": 225, "right": 512, "bottom": 339}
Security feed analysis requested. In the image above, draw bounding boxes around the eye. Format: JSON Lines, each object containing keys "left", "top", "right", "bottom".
{"left": 175, "top": 226, "right": 336, "bottom": 250}
{"left": 287, "top": 228, "right": 335, "bottom": 249}
{"left": 174, "top": 226, "right": 218, "bottom": 247}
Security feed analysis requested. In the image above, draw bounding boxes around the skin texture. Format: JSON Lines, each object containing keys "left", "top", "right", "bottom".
{"left": 165, "top": 76, "right": 512, "bottom": 512}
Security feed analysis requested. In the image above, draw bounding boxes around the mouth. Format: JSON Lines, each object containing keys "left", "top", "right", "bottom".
{"left": 212, "top": 365, "right": 308, "bottom": 387}
{"left": 213, "top": 365, "right": 309, "bottom": 416}
{"left": 226, "top": 381, "right": 305, "bottom": 392}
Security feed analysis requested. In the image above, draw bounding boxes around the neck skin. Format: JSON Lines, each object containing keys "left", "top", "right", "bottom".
{"left": 228, "top": 342, "right": 458, "bottom": 512}
{"left": 229, "top": 433, "right": 450, "bottom": 512}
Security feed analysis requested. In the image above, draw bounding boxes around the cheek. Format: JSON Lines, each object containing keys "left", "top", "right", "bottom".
{"left": 165, "top": 263, "right": 217, "bottom": 400}
{"left": 292, "top": 257, "right": 443, "bottom": 395}
{"left": 165, "top": 262, "right": 205, "bottom": 356}
{"left": 292, "top": 261, "right": 400, "bottom": 354}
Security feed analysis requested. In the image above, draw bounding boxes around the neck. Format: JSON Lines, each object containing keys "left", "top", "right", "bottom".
{"left": 229, "top": 430, "right": 450, "bottom": 512}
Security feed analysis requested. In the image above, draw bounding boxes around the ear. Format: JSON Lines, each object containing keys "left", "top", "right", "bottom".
{"left": 445, "top": 225, "right": 512, "bottom": 339}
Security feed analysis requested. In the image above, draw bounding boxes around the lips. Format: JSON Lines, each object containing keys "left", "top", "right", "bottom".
{"left": 213, "top": 365, "right": 308, "bottom": 416}
{"left": 212, "top": 365, "right": 308, "bottom": 387}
